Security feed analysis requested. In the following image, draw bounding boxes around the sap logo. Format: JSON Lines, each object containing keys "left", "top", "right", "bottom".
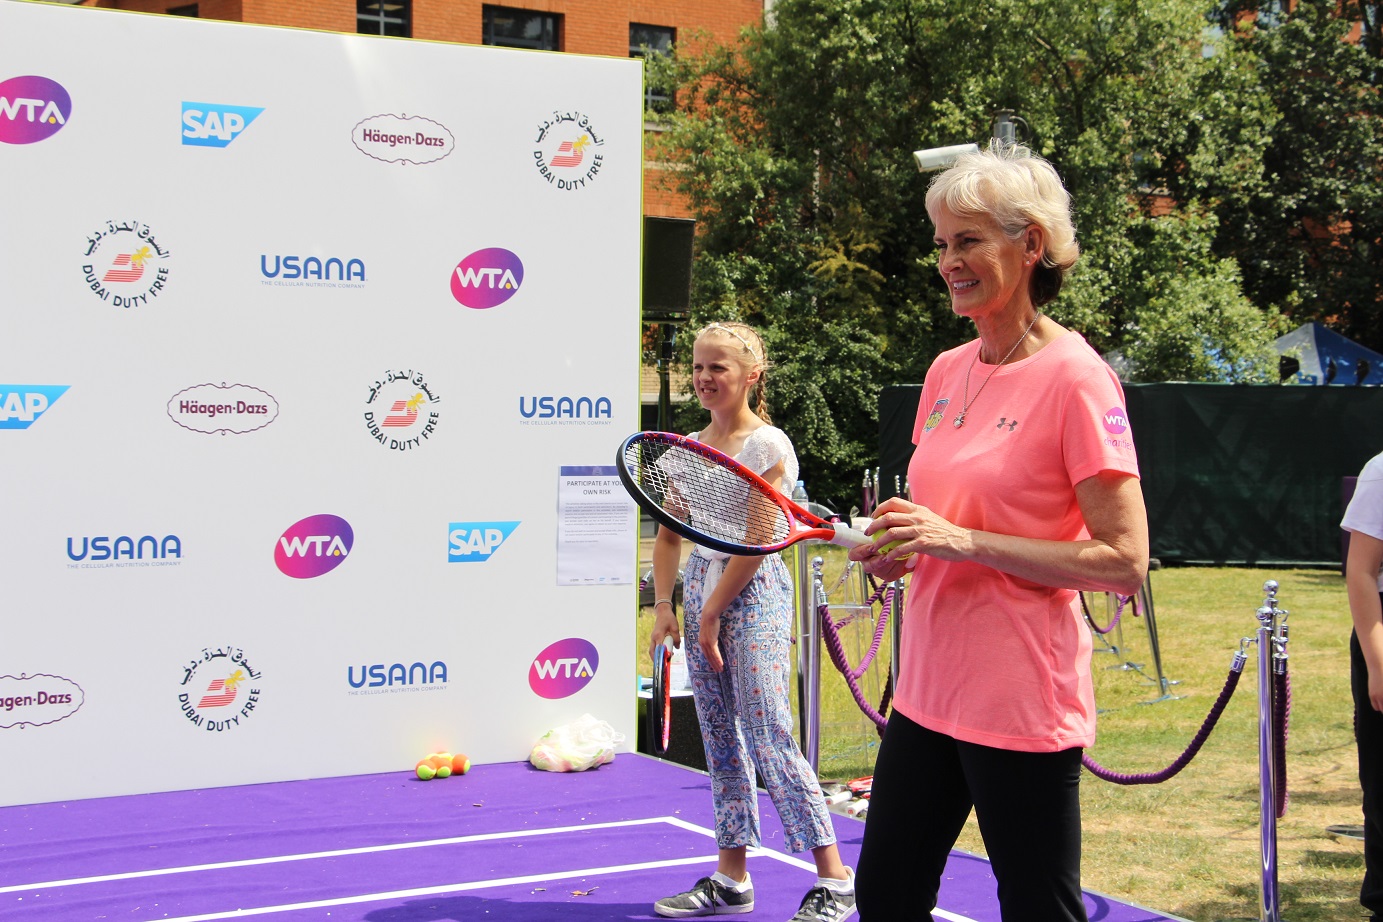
{"left": 519, "top": 396, "right": 612, "bottom": 420}
{"left": 450, "top": 248, "right": 524, "bottom": 310}
{"left": 0, "top": 385, "right": 68, "bottom": 429}
{"left": 182, "top": 102, "right": 264, "bottom": 148}
{"left": 0, "top": 75, "right": 71, "bottom": 145}
{"left": 275, "top": 514, "right": 353, "bottom": 579}
{"left": 347, "top": 661, "right": 448, "bottom": 688}
{"left": 261, "top": 255, "right": 366, "bottom": 281}
{"left": 67, "top": 535, "right": 182, "bottom": 561}
{"left": 1102, "top": 407, "right": 1130, "bottom": 435}
{"left": 448, "top": 521, "right": 519, "bottom": 562}
{"left": 528, "top": 638, "right": 599, "bottom": 699}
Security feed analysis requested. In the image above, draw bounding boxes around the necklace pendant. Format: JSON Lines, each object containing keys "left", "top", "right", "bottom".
{"left": 953, "top": 411, "right": 966, "bottom": 429}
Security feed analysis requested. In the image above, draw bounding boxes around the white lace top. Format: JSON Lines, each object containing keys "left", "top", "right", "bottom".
{"left": 687, "top": 425, "right": 799, "bottom": 494}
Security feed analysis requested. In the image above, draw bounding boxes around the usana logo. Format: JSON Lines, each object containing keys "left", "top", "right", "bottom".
{"left": 260, "top": 254, "right": 366, "bottom": 289}
{"left": 347, "top": 659, "right": 448, "bottom": 695}
{"left": 518, "top": 395, "right": 612, "bottom": 426}
{"left": 66, "top": 533, "right": 182, "bottom": 569}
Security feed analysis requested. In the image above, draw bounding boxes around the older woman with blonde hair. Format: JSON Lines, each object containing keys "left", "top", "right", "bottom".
{"left": 848, "top": 143, "right": 1149, "bottom": 922}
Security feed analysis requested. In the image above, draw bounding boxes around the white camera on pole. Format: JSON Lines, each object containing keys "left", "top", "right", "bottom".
{"left": 912, "top": 142, "right": 979, "bottom": 173}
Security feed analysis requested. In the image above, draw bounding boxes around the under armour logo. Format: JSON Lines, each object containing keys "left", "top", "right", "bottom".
{"left": 996, "top": 417, "right": 1019, "bottom": 432}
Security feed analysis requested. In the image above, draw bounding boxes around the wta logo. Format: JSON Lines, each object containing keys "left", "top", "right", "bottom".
{"left": 528, "top": 638, "right": 599, "bottom": 699}
{"left": 1102, "top": 407, "right": 1130, "bottom": 435}
{"left": 0, "top": 75, "right": 71, "bottom": 145}
{"left": 451, "top": 248, "right": 523, "bottom": 310}
{"left": 275, "top": 514, "right": 353, "bottom": 579}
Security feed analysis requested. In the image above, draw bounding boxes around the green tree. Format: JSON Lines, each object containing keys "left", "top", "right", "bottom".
{"left": 1207, "top": 0, "right": 1383, "bottom": 351}
{"left": 651, "top": 0, "right": 1282, "bottom": 506}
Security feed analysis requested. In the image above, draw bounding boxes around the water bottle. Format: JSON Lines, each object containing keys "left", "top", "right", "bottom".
{"left": 792, "top": 480, "right": 809, "bottom": 505}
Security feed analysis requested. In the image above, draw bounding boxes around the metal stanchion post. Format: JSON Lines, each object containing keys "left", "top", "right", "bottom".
{"left": 1255, "top": 579, "right": 1289, "bottom": 922}
{"left": 793, "top": 546, "right": 822, "bottom": 772}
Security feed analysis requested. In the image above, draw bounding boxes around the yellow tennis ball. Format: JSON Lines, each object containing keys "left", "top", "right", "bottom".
{"left": 415, "top": 760, "right": 436, "bottom": 781}
{"left": 872, "top": 530, "right": 908, "bottom": 556}
{"left": 434, "top": 763, "right": 452, "bottom": 778}
{"left": 451, "top": 753, "right": 471, "bottom": 775}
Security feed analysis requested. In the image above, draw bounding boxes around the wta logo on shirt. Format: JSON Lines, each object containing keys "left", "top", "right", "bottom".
{"left": 1102, "top": 406, "right": 1134, "bottom": 451}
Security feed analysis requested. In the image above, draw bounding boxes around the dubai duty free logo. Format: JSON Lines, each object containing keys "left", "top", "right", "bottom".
{"left": 0, "top": 75, "right": 71, "bottom": 145}
{"left": 176, "top": 646, "right": 262, "bottom": 733}
{"left": 275, "top": 514, "right": 353, "bottom": 579}
{"left": 81, "top": 219, "right": 171, "bottom": 309}
{"left": 532, "top": 109, "right": 605, "bottom": 191}
{"left": 364, "top": 368, "right": 440, "bottom": 451}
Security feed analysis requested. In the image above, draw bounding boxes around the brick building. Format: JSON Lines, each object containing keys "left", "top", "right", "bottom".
{"left": 77, "top": 0, "right": 769, "bottom": 220}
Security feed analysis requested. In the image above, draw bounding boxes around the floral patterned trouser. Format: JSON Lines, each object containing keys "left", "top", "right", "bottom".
{"left": 682, "top": 551, "right": 836, "bottom": 854}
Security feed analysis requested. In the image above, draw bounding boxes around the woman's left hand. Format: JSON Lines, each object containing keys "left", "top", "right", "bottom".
{"left": 698, "top": 609, "right": 725, "bottom": 672}
{"left": 849, "top": 496, "right": 969, "bottom": 567}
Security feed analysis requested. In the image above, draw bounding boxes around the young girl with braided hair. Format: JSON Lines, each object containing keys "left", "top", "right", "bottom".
{"left": 649, "top": 321, "right": 856, "bottom": 921}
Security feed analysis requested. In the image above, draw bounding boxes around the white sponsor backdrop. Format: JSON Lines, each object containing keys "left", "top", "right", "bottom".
{"left": 0, "top": 2, "right": 643, "bottom": 807}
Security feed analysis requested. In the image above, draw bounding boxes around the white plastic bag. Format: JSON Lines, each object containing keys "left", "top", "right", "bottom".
{"left": 529, "top": 713, "right": 626, "bottom": 772}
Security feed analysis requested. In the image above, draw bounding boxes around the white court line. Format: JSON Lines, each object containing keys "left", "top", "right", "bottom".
{"left": 3, "top": 813, "right": 979, "bottom": 922}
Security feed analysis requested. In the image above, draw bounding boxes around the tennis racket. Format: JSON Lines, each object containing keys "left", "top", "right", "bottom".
{"left": 616, "top": 431, "right": 871, "bottom": 556}
{"left": 647, "top": 637, "right": 672, "bottom": 756}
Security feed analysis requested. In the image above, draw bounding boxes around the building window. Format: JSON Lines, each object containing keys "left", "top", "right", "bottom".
{"left": 630, "top": 23, "right": 675, "bottom": 114}
{"left": 483, "top": 6, "right": 562, "bottom": 51}
{"left": 167, "top": 4, "right": 198, "bottom": 15}
{"left": 357, "top": 0, "right": 410, "bottom": 37}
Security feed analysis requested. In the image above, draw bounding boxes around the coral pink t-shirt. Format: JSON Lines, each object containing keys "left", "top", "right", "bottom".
{"left": 897, "top": 331, "right": 1140, "bottom": 752}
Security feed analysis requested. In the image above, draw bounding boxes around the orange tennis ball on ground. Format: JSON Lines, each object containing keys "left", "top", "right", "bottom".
{"left": 415, "top": 760, "right": 436, "bottom": 781}
{"left": 433, "top": 751, "right": 454, "bottom": 764}
{"left": 451, "top": 753, "right": 471, "bottom": 775}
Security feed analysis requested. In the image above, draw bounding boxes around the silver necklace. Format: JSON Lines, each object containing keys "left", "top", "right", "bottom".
{"left": 953, "top": 313, "right": 1040, "bottom": 429}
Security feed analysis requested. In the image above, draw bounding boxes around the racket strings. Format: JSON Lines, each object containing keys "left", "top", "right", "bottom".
{"left": 626, "top": 442, "right": 793, "bottom": 548}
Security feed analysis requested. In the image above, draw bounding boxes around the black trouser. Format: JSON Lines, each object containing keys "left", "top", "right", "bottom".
{"left": 856, "top": 711, "right": 1087, "bottom": 922}
{"left": 1352, "top": 621, "right": 1383, "bottom": 918}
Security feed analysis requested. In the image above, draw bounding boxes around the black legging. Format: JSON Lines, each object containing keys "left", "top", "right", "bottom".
{"left": 856, "top": 711, "right": 1087, "bottom": 922}
{"left": 1352, "top": 618, "right": 1383, "bottom": 918}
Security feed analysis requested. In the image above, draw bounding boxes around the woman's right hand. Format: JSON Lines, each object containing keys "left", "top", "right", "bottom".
{"left": 649, "top": 607, "right": 681, "bottom": 661}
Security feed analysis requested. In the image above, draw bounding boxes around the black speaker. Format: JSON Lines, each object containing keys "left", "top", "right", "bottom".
{"left": 643, "top": 216, "right": 695, "bottom": 322}
{"left": 636, "top": 691, "right": 706, "bottom": 772}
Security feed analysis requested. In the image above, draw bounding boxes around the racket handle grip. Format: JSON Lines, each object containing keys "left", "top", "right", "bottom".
{"left": 827, "top": 523, "right": 872, "bottom": 548}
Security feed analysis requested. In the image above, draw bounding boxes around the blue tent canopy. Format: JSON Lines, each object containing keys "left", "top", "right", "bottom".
{"left": 1274, "top": 322, "right": 1383, "bottom": 385}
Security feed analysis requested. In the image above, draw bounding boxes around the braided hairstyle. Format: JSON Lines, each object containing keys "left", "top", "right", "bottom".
{"left": 694, "top": 321, "right": 772, "bottom": 423}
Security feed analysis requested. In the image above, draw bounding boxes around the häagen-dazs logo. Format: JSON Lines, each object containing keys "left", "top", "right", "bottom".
{"left": 353, "top": 114, "right": 454, "bottom": 165}
{"left": 0, "top": 673, "right": 84, "bottom": 729}
{"left": 0, "top": 76, "right": 71, "bottom": 145}
{"left": 168, "top": 383, "right": 279, "bottom": 435}
{"left": 451, "top": 248, "right": 523, "bottom": 309}
{"left": 275, "top": 514, "right": 353, "bottom": 578}
{"left": 533, "top": 110, "right": 604, "bottom": 191}
{"left": 1, "top": 385, "right": 69, "bottom": 430}
{"left": 177, "top": 646, "right": 262, "bottom": 733}
{"left": 365, "top": 368, "right": 440, "bottom": 451}
{"left": 528, "top": 638, "right": 599, "bottom": 699}
{"left": 81, "top": 219, "right": 171, "bottom": 309}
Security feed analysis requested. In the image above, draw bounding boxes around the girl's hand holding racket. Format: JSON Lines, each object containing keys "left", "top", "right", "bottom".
{"left": 616, "top": 432, "right": 871, "bottom": 556}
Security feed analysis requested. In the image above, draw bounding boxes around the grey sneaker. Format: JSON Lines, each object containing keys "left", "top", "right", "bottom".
{"left": 654, "top": 876, "right": 755, "bottom": 917}
{"left": 787, "top": 884, "right": 857, "bottom": 922}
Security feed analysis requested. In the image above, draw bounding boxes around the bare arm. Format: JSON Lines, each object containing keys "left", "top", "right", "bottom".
{"left": 1347, "top": 530, "right": 1383, "bottom": 712}
{"left": 851, "top": 471, "right": 1149, "bottom": 597}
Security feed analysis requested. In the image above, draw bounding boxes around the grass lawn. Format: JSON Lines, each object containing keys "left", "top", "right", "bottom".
{"left": 635, "top": 555, "right": 1366, "bottom": 922}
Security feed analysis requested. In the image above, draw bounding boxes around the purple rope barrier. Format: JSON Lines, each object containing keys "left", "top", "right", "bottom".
{"left": 1082, "top": 658, "right": 1244, "bottom": 785}
{"left": 819, "top": 594, "right": 892, "bottom": 730}
{"left": 1274, "top": 666, "right": 1291, "bottom": 818}
{"left": 1080, "top": 591, "right": 1135, "bottom": 636}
